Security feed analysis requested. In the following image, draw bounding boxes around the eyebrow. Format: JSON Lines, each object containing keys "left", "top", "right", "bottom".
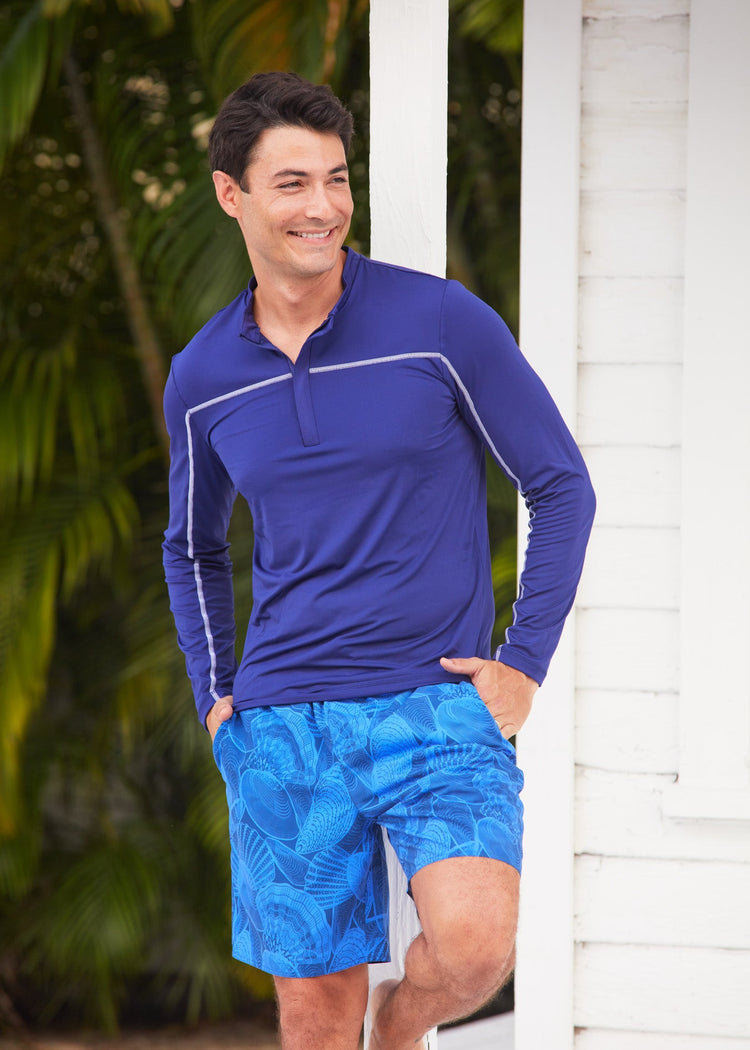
{"left": 272, "top": 164, "right": 349, "bottom": 179}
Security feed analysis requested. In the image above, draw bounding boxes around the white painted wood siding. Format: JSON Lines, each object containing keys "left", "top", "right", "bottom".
{"left": 573, "top": 0, "right": 750, "bottom": 1045}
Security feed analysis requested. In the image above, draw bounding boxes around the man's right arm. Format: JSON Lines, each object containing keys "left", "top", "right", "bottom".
{"left": 162, "top": 368, "right": 239, "bottom": 727}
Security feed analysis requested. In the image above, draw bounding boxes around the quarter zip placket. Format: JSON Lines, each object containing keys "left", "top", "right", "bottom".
{"left": 289, "top": 335, "right": 321, "bottom": 447}
{"left": 239, "top": 249, "right": 358, "bottom": 448}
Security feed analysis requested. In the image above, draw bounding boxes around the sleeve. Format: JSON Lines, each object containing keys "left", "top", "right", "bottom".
{"left": 441, "top": 280, "right": 596, "bottom": 685}
{"left": 162, "top": 366, "right": 238, "bottom": 725}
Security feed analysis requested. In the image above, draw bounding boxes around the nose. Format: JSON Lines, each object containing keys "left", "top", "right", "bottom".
{"left": 304, "top": 182, "right": 337, "bottom": 221}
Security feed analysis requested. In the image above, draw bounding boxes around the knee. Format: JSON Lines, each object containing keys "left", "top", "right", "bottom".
{"left": 275, "top": 966, "right": 368, "bottom": 1046}
{"left": 431, "top": 923, "right": 515, "bottom": 1007}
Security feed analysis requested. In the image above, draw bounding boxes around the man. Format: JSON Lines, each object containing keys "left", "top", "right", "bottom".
{"left": 163, "top": 72, "right": 595, "bottom": 1050}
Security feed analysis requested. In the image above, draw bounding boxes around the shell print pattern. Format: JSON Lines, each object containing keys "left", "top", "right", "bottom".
{"left": 256, "top": 884, "right": 332, "bottom": 967}
{"left": 322, "top": 701, "right": 370, "bottom": 757}
{"left": 267, "top": 839, "right": 309, "bottom": 888}
{"left": 296, "top": 766, "right": 357, "bottom": 854}
{"left": 369, "top": 713, "right": 420, "bottom": 794}
{"left": 245, "top": 708, "right": 319, "bottom": 785}
{"left": 239, "top": 767, "right": 300, "bottom": 840}
{"left": 304, "top": 846, "right": 358, "bottom": 908}
{"left": 231, "top": 822, "right": 275, "bottom": 931}
{"left": 330, "top": 927, "right": 367, "bottom": 972}
{"left": 212, "top": 682, "right": 523, "bottom": 978}
{"left": 213, "top": 726, "right": 245, "bottom": 798}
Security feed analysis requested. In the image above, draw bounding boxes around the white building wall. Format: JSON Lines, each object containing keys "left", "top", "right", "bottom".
{"left": 572, "top": 0, "right": 750, "bottom": 1046}
{"left": 519, "top": 0, "right": 750, "bottom": 1046}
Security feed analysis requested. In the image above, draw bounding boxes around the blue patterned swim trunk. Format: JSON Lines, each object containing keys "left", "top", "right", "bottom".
{"left": 212, "top": 680, "right": 524, "bottom": 978}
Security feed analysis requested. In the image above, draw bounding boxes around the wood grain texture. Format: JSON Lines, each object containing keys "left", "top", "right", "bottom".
{"left": 576, "top": 767, "right": 750, "bottom": 863}
{"left": 575, "top": 687, "right": 678, "bottom": 774}
{"left": 578, "top": 364, "right": 680, "bottom": 447}
{"left": 574, "top": 942, "right": 750, "bottom": 1037}
{"left": 581, "top": 104, "right": 687, "bottom": 192}
{"left": 577, "top": 608, "right": 679, "bottom": 693}
{"left": 581, "top": 447, "right": 680, "bottom": 527}
{"left": 580, "top": 189, "right": 685, "bottom": 278}
{"left": 578, "top": 277, "right": 683, "bottom": 364}
{"left": 576, "top": 527, "right": 679, "bottom": 609}
{"left": 576, "top": 1032, "right": 750, "bottom": 1050}
{"left": 583, "top": 0, "right": 689, "bottom": 16}
{"left": 582, "top": 14, "right": 689, "bottom": 105}
{"left": 574, "top": 855, "right": 750, "bottom": 948}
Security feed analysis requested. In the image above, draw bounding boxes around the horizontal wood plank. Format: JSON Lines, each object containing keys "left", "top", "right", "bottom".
{"left": 580, "top": 189, "right": 685, "bottom": 278}
{"left": 583, "top": 0, "right": 689, "bottom": 16}
{"left": 576, "top": 526, "right": 679, "bottom": 609}
{"left": 581, "top": 447, "right": 680, "bottom": 527}
{"left": 582, "top": 15, "right": 689, "bottom": 105}
{"left": 578, "top": 364, "right": 680, "bottom": 447}
{"left": 574, "top": 942, "right": 750, "bottom": 1037}
{"left": 575, "top": 687, "right": 678, "bottom": 773}
{"left": 576, "top": 1031, "right": 750, "bottom": 1050}
{"left": 578, "top": 276, "right": 683, "bottom": 364}
{"left": 581, "top": 104, "right": 687, "bottom": 191}
{"left": 576, "top": 608, "right": 679, "bottom": 692}
{"left": 575, "top": 768, "right": 750, "bottom": 863}
{"left": 574, "top": 855, "right": 750, "bottom": 948}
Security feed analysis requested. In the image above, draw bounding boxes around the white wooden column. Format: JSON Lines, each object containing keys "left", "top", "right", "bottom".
{"left": 663, "top": 0, "right": 750, "bottom": 821}
{"left": 515, "top": 1, "right": 582, "bottom": 1049}
{"left": 369, "top": 0, "right": 448, "bottom": 277}
{"left": 367, "top": 4, "right": 449, "bottom": 1049}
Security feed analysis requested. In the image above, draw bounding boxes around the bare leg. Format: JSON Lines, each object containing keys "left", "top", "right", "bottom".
{"left": 275, "top": 963, "right": 369, "bottom": 1050}
{"left": 368, "top": 856, "right": 519, "bottom": 1050}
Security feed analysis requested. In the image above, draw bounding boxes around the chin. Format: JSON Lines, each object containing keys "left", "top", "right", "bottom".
{"left": 295, "top": 252, "right": 341, "bottom": 277}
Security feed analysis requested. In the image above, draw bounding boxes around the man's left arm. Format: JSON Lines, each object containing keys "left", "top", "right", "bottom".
{"left": 439, "top": 281, "right": 596, "bottom": 734}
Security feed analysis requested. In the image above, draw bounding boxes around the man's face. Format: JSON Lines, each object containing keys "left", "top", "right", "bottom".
{"left": 218, "top": 125, "right": 353, "bottom": 285}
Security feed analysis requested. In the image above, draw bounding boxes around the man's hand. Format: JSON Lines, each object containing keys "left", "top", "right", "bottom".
{"left": 206, "top": 695, "right": 234, "bottom": 741}
{"left": 439, "top": 657, "right": 538, "bottom": 739}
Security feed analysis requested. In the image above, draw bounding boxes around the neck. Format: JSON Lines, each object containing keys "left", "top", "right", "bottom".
{"left": 252, "top": 252, "right": 346, "bottom": 340}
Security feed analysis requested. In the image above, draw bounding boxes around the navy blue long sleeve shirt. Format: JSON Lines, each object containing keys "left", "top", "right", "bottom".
{"left": 163, "top": 249, "right": 595, "bottom": 725}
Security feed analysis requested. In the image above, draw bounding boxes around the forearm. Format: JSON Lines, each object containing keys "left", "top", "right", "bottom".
{"left": 164, "top": 543, "right": 238, "bottom": 724}
{"left": 440, "top": 281, "right": 596, "bottom": 682}
{"left": 163, "top": 366, "right": 239, "bottom": 723}
{"left": 496, "top": 464, "right": 596, "bottom": 683}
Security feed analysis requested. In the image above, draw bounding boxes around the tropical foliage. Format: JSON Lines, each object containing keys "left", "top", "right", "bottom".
{"left": 0, "top": 0, "right": 522, "bottom": 1032}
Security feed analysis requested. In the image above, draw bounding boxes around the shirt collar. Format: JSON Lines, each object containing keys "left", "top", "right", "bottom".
{"left": 240, "top": 246, "right": 360, "bottom": 343}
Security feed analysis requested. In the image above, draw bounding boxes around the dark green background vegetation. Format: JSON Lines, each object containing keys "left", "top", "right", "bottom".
{"left": 0, "top": 0, "right": 522, "bottom": 1033}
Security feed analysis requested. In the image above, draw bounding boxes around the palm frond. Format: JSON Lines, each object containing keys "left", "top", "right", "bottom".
{"left": 0, "top": 2, "right": 52, "bottom": 171}
{"left": 112, "top": 0, "right": 175, "bottom": 36}
{"left": 0, "top": 0, "right": 78, "bottom": 171}
{"left": 14, "top": 838, "right": 163, "bottom": 1030}
{"left": 191, "top": 0, "right": 349, "bottom": 103}
{"left": 0, "top": 547, "right": 58, "bottom": 834}
{"left": 0, "top": 478, "right": 138, "bottom": 832}
{"left": 450, "top": 0, "right": 523, "bottom": 54}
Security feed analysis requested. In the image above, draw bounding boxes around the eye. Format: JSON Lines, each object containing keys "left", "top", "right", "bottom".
{"left": 278, "top": 180, "right": 302, "bottom": 190}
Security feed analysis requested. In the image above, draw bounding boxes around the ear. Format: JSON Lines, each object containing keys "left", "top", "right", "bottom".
{"left": 212, "top": 170, "right": 243, "bottom": 218}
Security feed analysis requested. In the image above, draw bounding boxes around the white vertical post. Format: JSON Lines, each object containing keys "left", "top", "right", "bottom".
{"left": 663, "top": 0, "right": 750, "bottom": 821}
{"left": 515, "top": 1, "right": 582, "bottom": 1049}
{"left": 369, "top": 0, "right": 448, "bottom": 277}
{"left": 367, "top": 3, "right": 448, "bottom": 1049}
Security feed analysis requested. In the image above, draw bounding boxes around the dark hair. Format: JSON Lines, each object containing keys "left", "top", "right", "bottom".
{"left": 208, "top": 72, "right": 354, "bottom": 188}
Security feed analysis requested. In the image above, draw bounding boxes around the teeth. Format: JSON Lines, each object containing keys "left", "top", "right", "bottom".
{"left": 294, "top": 230, "right": 331, "bottom": 239}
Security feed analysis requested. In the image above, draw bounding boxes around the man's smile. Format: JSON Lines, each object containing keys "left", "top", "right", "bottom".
{"left": 290, "top": 229, "right": 335, "bottom": 239}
